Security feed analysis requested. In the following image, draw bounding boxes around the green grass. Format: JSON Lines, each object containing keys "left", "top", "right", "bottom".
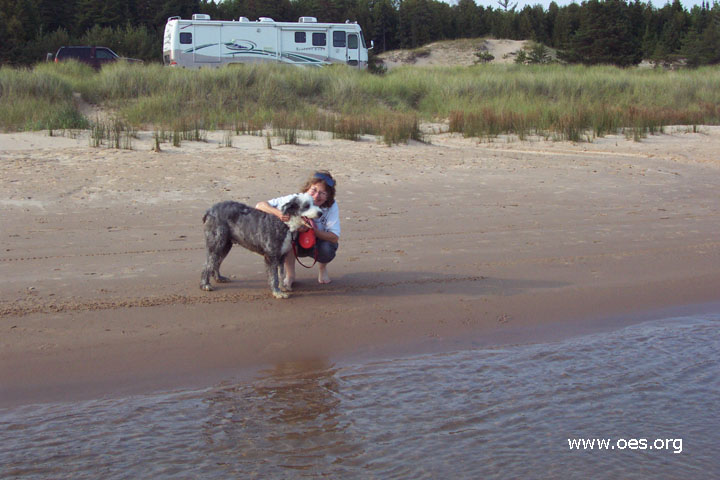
{"left": 0, "top": 62, "right": 90, "bottom": 131}
{"left": 2, "top": 61, "right": 720, "bottom": 143}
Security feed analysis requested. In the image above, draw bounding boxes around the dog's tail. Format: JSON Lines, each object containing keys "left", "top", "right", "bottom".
{"left": 202, "top": 210, "right": 213, "bottom": 224}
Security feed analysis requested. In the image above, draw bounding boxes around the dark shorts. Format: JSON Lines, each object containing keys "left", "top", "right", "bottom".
{"left": 295, "top": 238, "right": 338, "bottom": 264}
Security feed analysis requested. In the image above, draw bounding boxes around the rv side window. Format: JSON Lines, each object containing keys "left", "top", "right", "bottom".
{"left": 180, "top": 32, "right": 192, "bottom": 44}
{"left": 333, "top": 31, "right": 346, "bottom": 47}
{"left": 312, "top": 32, "right": 326, "bottom": 46}
{"left": 348, "top": 34, "right": 358, "bottom": 49}
{"left": 295, "top": 32, "right": 306, "bottom": 43}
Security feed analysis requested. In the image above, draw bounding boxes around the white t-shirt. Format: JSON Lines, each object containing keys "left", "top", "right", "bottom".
{"left": 268, "top": 194, "right": 341, "bottom": 238}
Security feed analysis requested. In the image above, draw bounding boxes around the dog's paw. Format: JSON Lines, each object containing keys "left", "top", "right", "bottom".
{"left": 215, "top": 275, "right": 231, "bottom": 283}
{"left": 272, "top": 290, "right": 290, "bottom": 299}
{"left": 200, "top": 284, "right": 213, "bottom": 291}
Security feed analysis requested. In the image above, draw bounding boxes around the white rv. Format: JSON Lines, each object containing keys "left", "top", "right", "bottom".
{"left": 163, "top": 14, "right": 371, "bottom": 69}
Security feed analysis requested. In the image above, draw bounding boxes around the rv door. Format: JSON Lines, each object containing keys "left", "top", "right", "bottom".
{"left": 194, "top": 24, "right": 222, "bottom": 64}
{"left": 347, "top": 33, "right": 359, "bottom": 66}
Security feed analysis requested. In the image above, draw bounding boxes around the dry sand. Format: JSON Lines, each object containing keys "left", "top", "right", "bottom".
{"left": 377, "top": 38, "right": 530, "bottom": 68}
{"left": 2, "top": 127, "right": 720, "bottom": 406}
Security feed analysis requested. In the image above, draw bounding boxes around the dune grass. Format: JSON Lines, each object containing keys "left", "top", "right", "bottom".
{"left": 438, "top": 64, "right": 720, "bottom": 141}
{"left": 0, "top": 62, "right": 89, "bottom": 131}
{"left": 2, "top": 61, "right": 720, "bottom": 143}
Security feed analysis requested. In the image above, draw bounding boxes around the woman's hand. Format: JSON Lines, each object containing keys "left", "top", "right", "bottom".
{"left": 297, "top": 217, "right": 313, "bottom": 232}
{"left": 255, "top": 201, "right": 289, "bottom": 222}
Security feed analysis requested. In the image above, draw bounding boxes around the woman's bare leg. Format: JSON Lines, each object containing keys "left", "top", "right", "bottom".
{"left": 318, "top": 262, "right": 331, "bottom": 284}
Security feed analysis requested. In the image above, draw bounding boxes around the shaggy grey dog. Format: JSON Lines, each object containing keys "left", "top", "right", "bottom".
{"left": 200, "top": 193, "right": 321, "bottom": 298}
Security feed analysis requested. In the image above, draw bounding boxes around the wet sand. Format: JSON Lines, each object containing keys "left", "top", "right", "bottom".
{"left": 2, "top": 128, "right": 719, "bottom": 407}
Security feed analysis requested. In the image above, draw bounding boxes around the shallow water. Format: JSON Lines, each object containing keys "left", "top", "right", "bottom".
{"left": 2, "top": 313, "right": 718, "bottom": 479}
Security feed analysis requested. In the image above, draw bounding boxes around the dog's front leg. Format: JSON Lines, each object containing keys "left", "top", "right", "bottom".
{"left": 266, "top": 257, "right": 289, "bottom": 299}
{"left": 278, "top": 254, "right": 289, "bottom": 292}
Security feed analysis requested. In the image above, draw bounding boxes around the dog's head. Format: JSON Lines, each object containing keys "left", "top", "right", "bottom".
{"left": 282, "top": 193, "right": 322, "bottom": 230}
{"left": 282, "top": 193, "right": 322, "bottom": 219}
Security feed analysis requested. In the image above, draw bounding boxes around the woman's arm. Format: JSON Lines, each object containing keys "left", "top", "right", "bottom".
{"left": 255, "top": 201, "right": 289, "bottom": 222}
{"left": 317, "top": 202, "right": 340, "bottom": 244}
{"left": 314, "top": 228, "right": 338, "bottom": 244}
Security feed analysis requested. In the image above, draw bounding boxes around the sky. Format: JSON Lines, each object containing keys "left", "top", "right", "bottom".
{"left": 468, "top": 0, "right": 712, "bottom": 10}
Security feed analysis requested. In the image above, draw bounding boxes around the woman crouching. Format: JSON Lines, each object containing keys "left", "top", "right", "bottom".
{"left": 255, "top": 170, "right": 340, "bottom": 289}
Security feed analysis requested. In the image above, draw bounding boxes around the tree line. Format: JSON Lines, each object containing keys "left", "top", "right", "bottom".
{"left": 1, "top": 0, "right": 719, "bottom": 67}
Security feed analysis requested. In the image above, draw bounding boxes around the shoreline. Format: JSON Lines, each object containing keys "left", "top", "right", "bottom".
{"left": 3, "top": 298, "right": 719, "bottom": 409}
{"left": 2, "top": 128, "right": 719, "bottom": 407}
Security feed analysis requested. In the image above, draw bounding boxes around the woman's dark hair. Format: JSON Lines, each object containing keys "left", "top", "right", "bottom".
{"left": 301, "top": 170, "right": 336, "bottom": 208}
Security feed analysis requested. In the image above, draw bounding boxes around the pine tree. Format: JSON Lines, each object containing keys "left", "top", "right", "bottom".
{"left": 372, "top": 0, "right": 399, "bottom": 52}
{"left": 682, "top": 6, "right": 720, "bottom": 66}
{"left": 0, "top": 0, "right": 40, "bottom": 64}
{"left": 454, "top": 0, "right": 480, "bottom": 39}
{"left": 36, "top": 0, "right": 78, "bottom": 33}
{"left": 152, "top": 0, "right": 201, "bottom": 27}
{"left": 559, "top": 0, "right": 641, "bottom": 66}
{"left": 497, "top": 0, "right": 517, "bottom": 13}
{"left": 398, "top": 0, "right": 433, "bottom": 48}
{"left": 551, "top": 3, "right": 580, "bottom": 49}
{"left": 75, "top": 0, "right": 107, "bottom": 34}
{"left": 135, "top": 0, "right": 169, "bottom": 28}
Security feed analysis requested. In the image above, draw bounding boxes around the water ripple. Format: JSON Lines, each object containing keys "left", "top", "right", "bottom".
{"left": 1, "top": 314, "right": 718, "bottom": 478}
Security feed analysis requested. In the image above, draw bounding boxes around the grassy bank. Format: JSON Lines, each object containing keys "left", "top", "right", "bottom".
{"left": 2, "top": 61, "right": 720, "bottom": 143}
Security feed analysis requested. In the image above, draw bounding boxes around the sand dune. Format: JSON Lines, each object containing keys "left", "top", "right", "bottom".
{"left": 377, "top": 38, "right": 530, "bottom": 68}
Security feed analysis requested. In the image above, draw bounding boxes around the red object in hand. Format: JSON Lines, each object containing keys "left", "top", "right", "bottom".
{"left": 298, "top": 219, "right": 316, "bottom": 249}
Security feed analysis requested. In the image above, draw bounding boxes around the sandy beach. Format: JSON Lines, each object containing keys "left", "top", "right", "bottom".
{"left": 2, "top": 127, "right": 719, "bottom": 407}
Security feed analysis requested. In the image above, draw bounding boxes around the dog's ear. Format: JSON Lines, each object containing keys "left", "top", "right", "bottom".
{"left": 282, "top": 197, "right": 300, "bottom": 216}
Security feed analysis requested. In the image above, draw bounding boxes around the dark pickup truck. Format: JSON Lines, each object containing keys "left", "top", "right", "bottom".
{"left": 54, "top": 46, "right": 142, "bottom": 69}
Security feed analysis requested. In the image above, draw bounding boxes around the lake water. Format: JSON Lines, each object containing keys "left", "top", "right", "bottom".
{"left": 2, "top": 312, "right": 718, "bottom": 479}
